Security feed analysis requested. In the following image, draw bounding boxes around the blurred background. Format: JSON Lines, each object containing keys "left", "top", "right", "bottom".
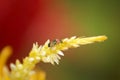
{"left": 0, "top": 0, "right": 119, "bottom": 80}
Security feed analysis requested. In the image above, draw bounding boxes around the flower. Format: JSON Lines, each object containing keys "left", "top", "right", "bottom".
{"left": 0, "top": 35, "right": 107, "bottom": 80}
{"left": 0, "top": 46, "right": 46, "bottom": 80}
{"left": 10, "top": 35, "right": 107, "bottom": 80}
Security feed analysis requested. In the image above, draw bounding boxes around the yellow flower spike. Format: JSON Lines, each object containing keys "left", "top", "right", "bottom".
{"left": 0, "top": 46, "right": 12, "bottom": 80}
{"left": 2, "top": 66, "right": 10, "bottom": 80}
{"left": 10, "top": 35, "right": 107, "bottom": 80}
{"left": 77, "top": 35, "right": 107, "bottom": 45}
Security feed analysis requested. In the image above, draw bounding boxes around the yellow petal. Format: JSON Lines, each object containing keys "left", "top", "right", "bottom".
{"left": 0, "top": 46, "right": 12, "bottom": 78}
{"left": 2, "top": 66, "right": 11, "bottom": 80}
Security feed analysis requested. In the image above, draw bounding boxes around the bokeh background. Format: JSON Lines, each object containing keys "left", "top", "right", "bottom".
{"left": 0, "top": 0, "right": 119, "bottom": 80}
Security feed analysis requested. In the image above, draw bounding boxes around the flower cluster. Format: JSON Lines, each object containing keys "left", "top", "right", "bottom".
{"left": 0, "top": 35, "right": 107, "bottom": 80}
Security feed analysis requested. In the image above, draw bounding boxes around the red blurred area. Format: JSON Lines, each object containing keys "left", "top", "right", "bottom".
{"left": 0, "top": 0, "right": 72, "bottom": 63}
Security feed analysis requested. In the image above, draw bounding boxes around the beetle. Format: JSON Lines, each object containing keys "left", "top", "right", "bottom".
{"left": 48, "top": 39, "right": 62, "bottom": 47}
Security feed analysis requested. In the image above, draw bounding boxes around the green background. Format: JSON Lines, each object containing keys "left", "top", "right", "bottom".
{"left": 41, "top": 0, "right": 120, "bottom": 80}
